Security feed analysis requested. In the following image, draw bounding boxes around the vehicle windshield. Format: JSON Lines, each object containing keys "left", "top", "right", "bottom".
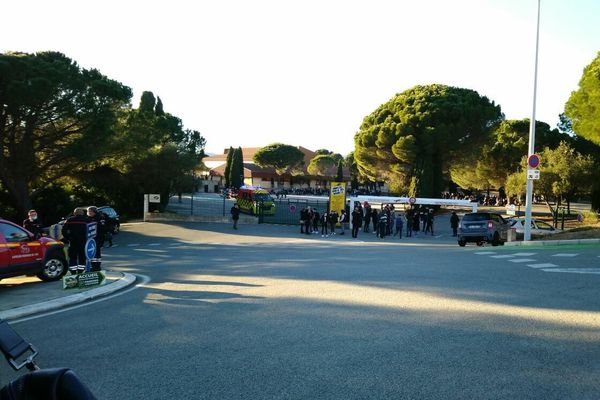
{"left": 462, "top": 213, "right": 491, "bottom": 222}
{"left": 254, "top": 194, "right": 273, "bottom": 202}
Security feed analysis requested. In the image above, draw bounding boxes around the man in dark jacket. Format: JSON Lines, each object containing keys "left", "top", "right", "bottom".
{"left": 450, "top": 211, "right": 460, "bottom": 237}
{"left": 230, "top": 203, "right": 241, "bottom": 229}
{"left": 62, "top": 208, "right": 89, "bottom": 274}
{"left": 351, "top": 207, "right": 363, "bottom": 238}
{"left": 23, "top": 210, "right": 44, "bottom": 239}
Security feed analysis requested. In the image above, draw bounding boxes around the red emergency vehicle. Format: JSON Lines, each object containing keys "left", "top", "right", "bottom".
{"left": 0, "top": 218, "right": 67, "bottom": 282}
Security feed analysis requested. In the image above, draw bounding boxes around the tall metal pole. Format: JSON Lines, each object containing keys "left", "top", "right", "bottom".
{"left": 524, "top": 0, "right": 541, "bottom": 241}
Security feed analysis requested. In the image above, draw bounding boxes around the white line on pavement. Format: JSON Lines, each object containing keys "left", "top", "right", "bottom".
{"left": 490, "top": 255, "right": 515, "bottom": 259}
{"left": 542, "top": 268, "right": 600, "bottom": 274}
{"left": 528, "top": 263, "right": 559, "bottom": 269}
{"left": 148, "top": 243, "right": 161, "bottom": 246}
{"left": 512, "top": 253, "right": 537, "bottom": 256}
{"left": 551, "top": 253, "right": 579, "bottom": 257}
{"left": 508, "top": 259, "right": 537, "bottom": 263}
{"left": 475, "top": 252, "right": 497, "bottom": 255}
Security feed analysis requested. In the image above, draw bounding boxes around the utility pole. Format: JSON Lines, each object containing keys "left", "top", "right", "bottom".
{"left": 524, "top": 0, "right": 541, "bottom": 241}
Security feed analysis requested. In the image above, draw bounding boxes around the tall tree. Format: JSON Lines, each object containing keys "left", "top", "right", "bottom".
{"left": 565, "top": 51, "right": 600, "bottom": 145}
{"left": 336, "top": 160, "right": 344, "bottom": 181}
{"left": 139, "top": 91, "right": 156, "bottom": 113}
{"left": 354, "top": 84, "right": 503, "bottom": 197}
{"left": 253, "top": 143, "right": 305, "bottom": 175}
{"left": 224, "top": 146, "right": 234, "bottom": 187}
{"left": 229, "top": 147, "right": 244, "bottom": 189}
{"left": 307, "top": 154, "right": 337, "bottom": 177}
{"left": 0, "top": 51, "right": 132, "bottom": 215}
{"left": 450, "top": 119, "right": 568, "bottom": 192}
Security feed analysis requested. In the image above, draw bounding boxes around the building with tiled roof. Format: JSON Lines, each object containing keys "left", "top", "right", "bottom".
{"left": 198, "top": 145, "right": 350, "bottom": 192}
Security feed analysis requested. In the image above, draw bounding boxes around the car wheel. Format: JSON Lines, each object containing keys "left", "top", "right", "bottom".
{"left": 458, "top": 240, "right": 466, "bottom": 247}
{"left": 37, "top": 252, "right": 68, "bottom": 281}
{"left": 491, "top": 232, "right": 500, "bottom": 247}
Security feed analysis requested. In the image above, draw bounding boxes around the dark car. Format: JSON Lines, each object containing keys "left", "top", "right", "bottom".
{"left": 98, "top": 206, "right": 120, "bottom": 234}
{"left": 458, "top": 212, "right": 509, "bottom": 247}
{"left": 0, "top": 218, "right": 67, "bottom": 282}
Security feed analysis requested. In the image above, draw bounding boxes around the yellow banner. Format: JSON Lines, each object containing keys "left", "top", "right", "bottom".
{"left": 329, "top": 182, "right": 347, "bottom": 219}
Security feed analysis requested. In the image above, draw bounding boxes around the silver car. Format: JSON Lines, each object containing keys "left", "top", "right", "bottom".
{"left": 458, "top": 212, "right": 509, "bottom": 247}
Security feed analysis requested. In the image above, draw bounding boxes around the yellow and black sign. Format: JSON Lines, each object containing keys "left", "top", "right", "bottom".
{"left": 329, "top": 181, "right": 346, "bottom": 218}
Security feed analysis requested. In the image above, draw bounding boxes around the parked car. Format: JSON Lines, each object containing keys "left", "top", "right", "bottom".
{"left": 98, "top": 206, "right": 120, "bottom": 234}
{"left": 508, "top": 218, "right": 560, "bottom": 236}
{"left": 458, "top": 212, "right": 510, "bottom": 247}
{"left": 0, "top": 218, "right": 67, "bottom": 282}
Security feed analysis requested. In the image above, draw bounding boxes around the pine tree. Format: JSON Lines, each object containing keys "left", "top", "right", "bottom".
{"left": 224, "top": 146, "right": 234, "bottom": 188}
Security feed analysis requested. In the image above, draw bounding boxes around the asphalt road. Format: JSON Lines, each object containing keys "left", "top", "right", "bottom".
{"left": 2, "top": 222, "right": 599, "bottom": 399}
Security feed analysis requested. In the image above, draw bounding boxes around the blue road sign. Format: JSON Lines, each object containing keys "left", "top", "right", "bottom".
{"left": 85, "top": 239, "right": 97, "bottom": 260}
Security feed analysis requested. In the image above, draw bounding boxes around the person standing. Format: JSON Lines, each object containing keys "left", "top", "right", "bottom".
{"left": 300, "top": 207, "right": 307, "bottom": 234}
{"left": 305, "top": 207, "right": 313, "bottom": 235}
{"left": 312, "top": 210, "right": 320, "bottom": 234}
{"left": 23, "top": 209, "right": 44, "bottom": 239}
{"left": 339, "top": 209, "right": 347, "bottom": 235}
{"left": 329, "top": 210, "right": 338, "bottom": 235}
{"left": 62, "top": 208, "right": 89, "bottom": 275}
{"left": 394, "top": 212, "right": 404, "bottom": 238}
{"left": 377, "top": 210, "right": 388, "bottom": 238}
{"left": 230, "top": 203, "right": 241, "bottom": 230}
{"left": 363, "top": 203, "right": 371, "bottom": 232}
{"left": 425, "top": 209, "right": 434, "bottom": 236}
{"left": 450, "top": 211, "right": 460, "bottom": 237}
{"left": 351, "top": 207, "right": 363, "bottom": 238}
{"left": 320, "top": 211, "right": 329, "bottom": 237}
{"left": 406, "top": 210, "right": 413, "bottom": 237}
{"left": 371, "top": 209, "right": 378, "bottom": 234}
{"left": 412, "top": 210, "right": 420, "bottom": 236}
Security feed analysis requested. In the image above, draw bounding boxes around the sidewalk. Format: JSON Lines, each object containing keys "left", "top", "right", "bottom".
{"left": 0, "top": 270, "right": 136, "bottom": 321}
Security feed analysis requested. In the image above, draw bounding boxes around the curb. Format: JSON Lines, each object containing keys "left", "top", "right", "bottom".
{"left": 505, "top": 238, "right": 600, "bottom": 247}
{"left": 0, "top": 272, "right": 137, "bottom": 321}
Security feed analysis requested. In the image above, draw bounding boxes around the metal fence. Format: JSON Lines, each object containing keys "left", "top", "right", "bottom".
{"left": 166, "top": 193, "right": 330, "bottom": 225}
{"left": 260, "top": 198, "right": 330, "bottom": 225}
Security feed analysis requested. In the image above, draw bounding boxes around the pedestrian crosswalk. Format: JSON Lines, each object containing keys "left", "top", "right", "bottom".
{"left": 474, "top": 251, "right": 600, "bottom": 275}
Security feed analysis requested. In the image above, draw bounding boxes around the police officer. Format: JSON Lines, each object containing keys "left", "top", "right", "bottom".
{"left": 87, "top": 206, "right": 107, "bottom": 271}
{"left": 62, "top": 208, "right": 89, "bottom": 274}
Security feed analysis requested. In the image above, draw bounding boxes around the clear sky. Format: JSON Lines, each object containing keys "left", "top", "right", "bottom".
{"left": 2, "top": 0, "right": 599, "bottom": 156}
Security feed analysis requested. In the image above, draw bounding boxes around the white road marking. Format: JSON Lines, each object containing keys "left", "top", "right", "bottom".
{"left": 551, "top": 253, "right": 579, "bottom": 257}
{"left": 127, "top": 243, "right": 140, "bottom": 247}
{"left": 148, "top": 243, "right": 161, "bottom": 246}
{"left": 475, "top": 252, "right": 496, "bottom": 255}
{"left": 512, "top": 253, "right": 537, "bottom": 257}
{"left": 490, "top": 255, "right": 515, "bottom": 259}
{"left": 528, "top": 263, "right": 559, "bottom": 269}
{"left": 542, "top": 268, "right": 600, "bottom": 274}
{"left": 508, "top": 259, "right": 537, "bottom": 263}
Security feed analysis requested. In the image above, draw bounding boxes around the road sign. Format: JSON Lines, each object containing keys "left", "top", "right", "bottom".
{"left": 149, "top": 194, "right": 161, "bottom": 203}
{"left": 409, "top": 197, "right": 416, "bottom": 205}
{"left": 85, "top": 239, "right": 97, "bottom": 260}
{"left": 527, "top": 169, "right": 540, "bottom": 180}
{"left": 527, "top": 154, "right": 541, "bottom": 169}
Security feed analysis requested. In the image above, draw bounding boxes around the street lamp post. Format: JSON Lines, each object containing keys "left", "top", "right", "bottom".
{"left": 524, "top": 0, "right": 541, "bottom": 241}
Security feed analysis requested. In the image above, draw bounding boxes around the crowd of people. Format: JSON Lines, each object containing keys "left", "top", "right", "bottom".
{"left": 293, "top": 202, "right": 443, "bottom": 240}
